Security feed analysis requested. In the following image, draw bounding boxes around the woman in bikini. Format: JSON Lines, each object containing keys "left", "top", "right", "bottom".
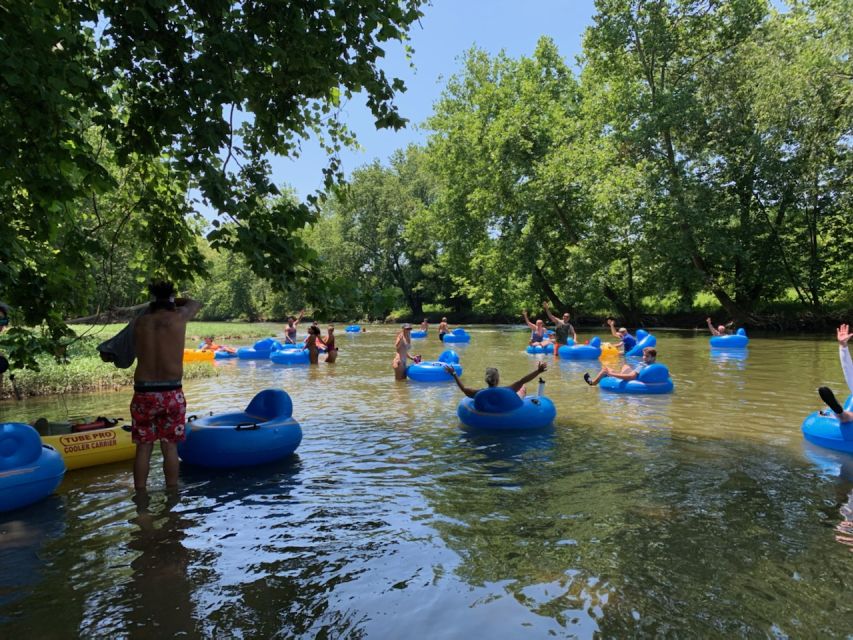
{"left": 304, "top": 325, "right": 326, "bottom": 365}
{"left": 324, "top": 326, "right": 338, "bottom": 363}
{"left": 284, "top": 309, "right": 305, "bottom": 344}
{"left": 522, "top": 310, "right": 552, "bottom": 347}
{"left": 392, "top": 324, "right": 418, "bottom": 380}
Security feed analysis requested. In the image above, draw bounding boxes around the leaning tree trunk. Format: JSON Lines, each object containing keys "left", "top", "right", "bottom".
{"left": 66, "top": 302, "right": 148, "bottom": 324}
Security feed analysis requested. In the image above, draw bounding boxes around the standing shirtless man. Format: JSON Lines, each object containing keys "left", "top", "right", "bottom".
{"left": 131, "top": 281, "right": 201, "bottom": 491}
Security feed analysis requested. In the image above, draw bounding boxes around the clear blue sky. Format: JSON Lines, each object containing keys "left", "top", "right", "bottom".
{"left": 271, "top": 0, "right": 598, "bottom": 202}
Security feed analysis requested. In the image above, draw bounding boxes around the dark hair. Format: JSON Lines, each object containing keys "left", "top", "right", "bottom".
{"left": 309, "top": 325, "right": 321, "bottom": 336}
{"left": 643, "top": 347, "right": 657, "bottom": 358}
{"left": 148, "top": 280, "right": 176, "bottom": 310}
{"left": 148, "top": 281, "right": 176, "bottom": 299}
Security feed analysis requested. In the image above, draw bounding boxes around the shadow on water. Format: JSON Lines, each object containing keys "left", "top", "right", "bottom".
{"left": 458, "top": 426, "right": 556, "bottom": 463}
{"left": 121, "top": 491, "right": 197, "bottom": 638}
{"left": 0, "top": 496, "right": 67, "bottom": 617}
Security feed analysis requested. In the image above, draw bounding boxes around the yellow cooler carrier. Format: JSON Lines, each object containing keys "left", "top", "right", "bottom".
{"left": 40, "top": 425, "right": 135, "bottom": 470}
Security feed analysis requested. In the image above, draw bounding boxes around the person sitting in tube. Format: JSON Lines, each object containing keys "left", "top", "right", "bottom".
{"left": 607, "top": 318, "right": 637, "bottom": 353}
{"left": 706, "top": 317, "right": 733, "bottom": 336}
{"left": 445, "top": 361, "right": 547, "bottom": 399}
{"left": 522, "top": 310, "right": 552, "bottom": 348}
{"left": 420, "top": 318, "right": 429, "bottom": 334}
{"left": 584, "top": 347, "right": 656, "bottom": 386}
{"left": 817, "top": 324, "right": 853, "bottom": 423}
{"left": 200, "top": 336, "right": 236, "bottom": 354}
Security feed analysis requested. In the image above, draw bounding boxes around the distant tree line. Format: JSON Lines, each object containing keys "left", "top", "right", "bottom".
{"left": 2, "top": 1, "right": 850, "bottom": 366}
{"left": 252, "top": 0, "right": 852, "bottom": 324}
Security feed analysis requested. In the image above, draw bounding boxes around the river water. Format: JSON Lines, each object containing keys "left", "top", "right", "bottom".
{"left": 1, "top": 326, "right": 852, "bottom": 638}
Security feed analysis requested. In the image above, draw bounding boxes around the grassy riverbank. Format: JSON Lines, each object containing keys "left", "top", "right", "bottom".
{"left": 70, "top": 320, "right": 286, "bottom": 344}
{"left": 0, "top": 325, "right": 234, "bottom": 400}
{"left": 0, "top": 358, "right": 217, "bottom": 400}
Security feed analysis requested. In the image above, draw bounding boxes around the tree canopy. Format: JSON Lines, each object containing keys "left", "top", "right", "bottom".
{"left": 0, "top": 0, "right": 424, "bottom": 366}
{"left": 2, "top": 0, "right": 850, "bottom": 368}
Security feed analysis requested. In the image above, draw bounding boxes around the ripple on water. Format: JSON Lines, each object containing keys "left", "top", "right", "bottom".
{"left": 1, "top": 328, "right": 853, "bottom": 637}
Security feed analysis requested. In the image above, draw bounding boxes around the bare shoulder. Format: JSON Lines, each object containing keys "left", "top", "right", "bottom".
{"left": 177, "top": 299, "right": 202, "bottom": 320}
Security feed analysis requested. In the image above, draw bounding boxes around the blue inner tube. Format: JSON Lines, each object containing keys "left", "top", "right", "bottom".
{"left": 526, "top": 343, "right": 554, "bottom": 354}
{"left": 457, "top": 388, "right": 556, "bottom": 431}
{"left": 345, "top": 325, "right": 361, "bottom": 333}
{"left": 270, "top": 349, "right": 310, "bottom": 365}
{"left": 237, "top": 338, "right": 283, "bottom": 360}
{"left": 443, "top": 329, "right": 470, "bottom": 343}
{"left": 802, "top": 395, "right": 853, "bottom": 454}
{"left": 0, "top": 423, "right": 66, "bottom": 513}
{"left": 710, "top": 328, "right": 748, "bottom": 348}
{"left": 598, "top": 363, "right": 674, "bottom": 394}
{"left": 408, "top": 361, "right": 462, "bottom": 382}
{"left": 0, "top": 421, "right": 42, "bottom": 470}
{"left": 237, "top": 347, "right": 271, "bottom": 360}
{"left": 558, "top": 336, "right": 602, "bottom": 360}
{"left": 626, "top": 331, "right": 657, "bottom": 357}
{"left": 214, "top": 350, "right": 238, "bottom": 359}
{"left": 408, "top": 349, "right": 461, "bottom": 381}
{"left": 178, "top": 390, "right": 303, "bottom": 468}
{"left": 410, "top": 330, "right": 427, "bottom": 339}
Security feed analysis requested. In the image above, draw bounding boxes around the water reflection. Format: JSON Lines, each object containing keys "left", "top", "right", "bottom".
{"left": 124, "top": 491, "right": 196, "bottom": 638}
{"left": 0, "top": 496, "right": 66, "bottom": 615}
{"left": 2, "top": 328, "right": 853, "bottom": 636}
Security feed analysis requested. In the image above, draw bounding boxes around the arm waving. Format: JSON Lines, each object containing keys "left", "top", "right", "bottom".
{"left": 543, "top": 303, "right": 561, "bottom": 325}
{"left": 444, "top": 365, "right": 477, "bottom": 398}
{"left": 839, "top": 324, "right": 853, "bottom": 395}
{"left": 508, "top": 361, "right": 547, "bottom": 392}
{"left": 706, "top": 317, "right": 721, "bottom": 336}
{"left": 522, "top": 310, "right": 537, "bottom": 330}
{"left": 607, "top": 318, "right": 620, "bottom": 338}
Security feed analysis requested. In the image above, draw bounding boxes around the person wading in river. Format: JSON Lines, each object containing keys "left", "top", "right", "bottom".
{"left": 131, "top": 282, "right": 201, "bottom": 492}
{"left": 392, "top": 324, "right": 419, "bottom": 380}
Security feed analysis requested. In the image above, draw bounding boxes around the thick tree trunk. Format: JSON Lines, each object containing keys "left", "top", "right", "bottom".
{"left": 533, "top": 264, "right": 567, "bottom": 312}
{"left": 602, "top": 283, "right": 639, "bottom": 326}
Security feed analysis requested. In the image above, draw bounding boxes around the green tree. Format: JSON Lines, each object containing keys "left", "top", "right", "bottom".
{"left": 328, "top": 145, "right": 443, "bottom": 318}
{"left": 425, "top": 38, "right": 586, "bottom": 316}
{"left": 583, "top": 0, "right": 774, "bottom": 320}
{"left": 1, "top": 0, "right": 424, "bottom": 365}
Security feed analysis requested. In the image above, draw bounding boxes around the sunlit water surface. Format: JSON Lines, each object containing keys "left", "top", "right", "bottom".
{"left": 2, "top": 327, "right": 852, "bottom": 638}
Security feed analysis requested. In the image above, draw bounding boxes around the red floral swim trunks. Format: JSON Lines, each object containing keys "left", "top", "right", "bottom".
{"left": 130, "top": 389, "right": 187, "bottom": 444}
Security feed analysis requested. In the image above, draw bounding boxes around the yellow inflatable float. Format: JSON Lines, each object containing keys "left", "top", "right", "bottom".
{"left": 599, "top": 342, "right": 620, "bottom": 360}
{"left": 183, "top": 349, "right": 214, "bottom": 363}
{"left": 38, "top": 420, "right": 135, "bottom": 470}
